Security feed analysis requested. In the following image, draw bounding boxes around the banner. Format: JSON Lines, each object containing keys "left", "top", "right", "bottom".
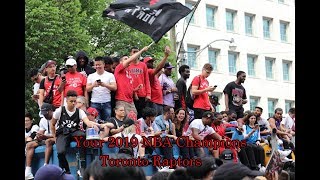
{"left": 103, "top": 0, "right": 192, "bottom": 43}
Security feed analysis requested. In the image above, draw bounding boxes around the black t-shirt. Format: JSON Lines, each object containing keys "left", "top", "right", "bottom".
{"left": 175, "top": 77, "right": 187, "bottom": 109}
{"left": 223, "top": 81, "right": 247, "bottom": 107}
{"left": 108, "top": 117, "right": 124, "bottom": 136}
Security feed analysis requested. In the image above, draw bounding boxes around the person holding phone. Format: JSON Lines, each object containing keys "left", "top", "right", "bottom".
{"left": 86, "top": 57, "right": 117, "bottom": 121}
{"left": 242, "top": 112, "right": 266, "bottom": 171}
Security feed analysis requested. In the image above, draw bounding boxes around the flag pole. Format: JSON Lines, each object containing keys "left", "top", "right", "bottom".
{"left": 148, "top": 41, "right": 155, "bottom": 48}
{"left": 176, "top": 0, "right": 202, "bottom": 64}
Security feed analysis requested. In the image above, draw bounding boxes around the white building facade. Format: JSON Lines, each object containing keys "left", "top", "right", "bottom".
{"left": 172, "top": 0, "right": 295, "bottom": 119}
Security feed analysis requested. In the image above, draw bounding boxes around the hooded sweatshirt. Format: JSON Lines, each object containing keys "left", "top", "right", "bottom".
{"left": 75, "top": 51, "right": 96, "bottom": 76}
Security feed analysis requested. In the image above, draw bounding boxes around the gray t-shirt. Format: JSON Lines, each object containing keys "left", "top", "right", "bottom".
{"left": 138, "top": 118, "right": 159, "bottom": 137}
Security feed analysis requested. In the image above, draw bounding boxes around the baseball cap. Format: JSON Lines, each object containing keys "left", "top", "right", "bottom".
{"left": 213, "top": 162, "right": 264, "bottom": 180}
{"left": 41, "top": 103, "right": 54, "bottom": 115}
{"left": 123, "top": 118, "right": 135, "bottom": 128}
{"left": 143, "top": 56, "right": 154, "bottom": 63}
{"left": 34, "top": 164, "right": 75, "bottom": 180}
{"left": 87, "top": 107, "right": 99, "bottom": 117}
{"left": 65, "top": 58, "right": 77, "bottom": 66}
{"left": 219, "top": 149, "right": 234, "bottom": 163}
{"left": 202, "top": 111, "right": 215, "bottom": 120}
{"left": 209, "top": 95, "right": 220, "bottom": 105}
{"left": 186, "top": 157, "right": 222, "bottom": 179}
{"left": 164, "top": 62, "right": 175, "bottom": 69}
{"left": 45, "top": 60, "right": 56, "bottom": 68}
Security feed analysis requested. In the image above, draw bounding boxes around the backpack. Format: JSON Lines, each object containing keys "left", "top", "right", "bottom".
{"left": 118, "top": 133, "right": 136, "bottom": 157}
{"left": 185, "top": 76, "right": 201, "bottom": 109}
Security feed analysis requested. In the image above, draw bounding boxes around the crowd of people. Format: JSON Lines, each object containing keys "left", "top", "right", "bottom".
{"left": 25, "top": 45, "right": 295, "bottom": 180}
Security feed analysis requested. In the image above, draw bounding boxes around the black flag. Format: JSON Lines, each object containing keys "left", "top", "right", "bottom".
{"left": 103, "top": 0, "right": 192, "bottom": 43}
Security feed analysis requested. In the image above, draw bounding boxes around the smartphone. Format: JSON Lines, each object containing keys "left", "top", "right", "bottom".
{"left": 214, "top": 85, "right": 217, "bottom": 87}
{"left": 96, "top": 79, "right": 101, "bottom": 83}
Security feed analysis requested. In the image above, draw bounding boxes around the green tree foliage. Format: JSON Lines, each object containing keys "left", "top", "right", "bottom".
{"left": 25, "top": 0, "right": 175, "bottom": 122}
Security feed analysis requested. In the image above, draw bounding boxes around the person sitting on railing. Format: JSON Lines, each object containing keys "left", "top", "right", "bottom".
{"left": 51, "top": 90, "right": 100, "bottom": 175}
{"left": 25, "top": 112, "right": 40, "bottom": 180}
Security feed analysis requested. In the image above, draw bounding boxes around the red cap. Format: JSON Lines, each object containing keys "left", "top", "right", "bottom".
{"left": 143, "top": 56, "right": 154, "bottom": 63}
{"left": 87, "top": 107, "right": 99, "bottom": 117}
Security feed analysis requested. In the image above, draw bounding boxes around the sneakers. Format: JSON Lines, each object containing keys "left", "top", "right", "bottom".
{"left": 278, "top": 150, "right": 291, "bottom": 157}
{"left": 259, "top": 166, "right": 266, "bottom": 173}
{"left": 25, "top": 171, "right": 34, "bottom": 180}
{"left": 77, "top": 167, "right": 85, "bottom": 178}
{"left": 156, "top": 166, "right": 175, "bottom": 172}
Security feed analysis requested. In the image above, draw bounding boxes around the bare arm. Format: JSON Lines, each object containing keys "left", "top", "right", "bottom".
{"left": 269, "top": 118, "right": 289, "bottom": 136}
{"left": 191, "top": 128, "right": 203, "bottom": 140}
{"left": 224, "top": 93, "right": 229, "bottom": 111}
{"left": 123, "top": 46, "right": 149, "bottom": 68}
{"left": 101, "top": 81, "right": 117, "bottom": 91}
{"left": 51, "top": 118, "right": 57, "bottom": 138}
{"left": 110, "top": 125, "right": 124, "bottom": 135}
{"left": 152, "top": 46, "right": 171, "bottom": 75}
{"left": 83, "top": 85, "right": 89, "bottom": 106}
{"left": 39, "top": 89, "right": 45, "bottom": 108}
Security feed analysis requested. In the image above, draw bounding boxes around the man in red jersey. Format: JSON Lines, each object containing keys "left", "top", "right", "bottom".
{"left": 114, "top": 46, "right": 149, "bottom": 116}
{"left": 128, "top": 47, "right": 152, "bottom": 119}
{"left": 143, "top": 45, "right": 171, "bottom": 115}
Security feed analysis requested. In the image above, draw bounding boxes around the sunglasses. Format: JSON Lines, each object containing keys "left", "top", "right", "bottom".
{"left": 66, "top": 65, "right": 73, "bottom": 68}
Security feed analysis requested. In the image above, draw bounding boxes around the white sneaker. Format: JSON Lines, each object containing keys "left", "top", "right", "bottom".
{"left": 278, "top": 150, "right": 291, "bottom": 157}
{"left": 25, "top": 171, "right": 34, "bottom": 180}
{"left": 259, "top": 166, "right": 266, "bottom": 173}
{"left": 281, "top": 157, "right": 293, "bottom": 163}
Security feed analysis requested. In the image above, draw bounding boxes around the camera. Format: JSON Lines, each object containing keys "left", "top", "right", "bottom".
{"left": 61, "top": 76, "right": 66, "bottom": 81}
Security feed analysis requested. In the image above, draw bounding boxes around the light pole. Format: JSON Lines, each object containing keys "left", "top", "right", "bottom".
{"left": 177, "top": 38, "right": 236, "bottom": 67}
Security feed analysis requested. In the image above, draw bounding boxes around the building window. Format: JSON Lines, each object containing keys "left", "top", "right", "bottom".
{"left": 226, "top": 11, "right": 235, "bottom": 31}
{"left": 280, "top": 21, "right": 288, "bottom": 42}
{"left": 263, "top": 18, "right": 271, "bottom": 39}
{"left": 247, "top": 55, "right": 256, "bottom": 77}
{"left": 187, "top": 46, "right": 198, "bottom": 68}
{"left": 268, "top": 99, "right": 277, "bottom": 117}
{"left": 265, "top": 57, "right": 274, "bottom": 79}
{"left": 285, "top": 100, "right": 294, "bottom": 113}
{"left": 250, "top": 96, "right": 259, "bottom": 111}
{"left": 228, "top": 52, "right": 237, "bottom": 74}
{"left": 245, "top": 14, "right": 254, "bottom": 35}
{"left": 206, "top": 6, "right": 216, "bottom": 28}
{"left": 208, "top": 49, "right": 218, "bottom": 71}
{"left": 185, "top": 2, "right": 195, "bottom": 24}
{"left": 282, "top": 60, "right": 291, "bottom": 81}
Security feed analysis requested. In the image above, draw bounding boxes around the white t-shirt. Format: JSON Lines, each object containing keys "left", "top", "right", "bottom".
{"left": 87, "top": 71, "right": 116, "bottom": 103}
{"left": 257, "top": 117, "right": 269, "bottom": 126}
{"left": 25, "top": 124, "right": 39, "bottom": 138}
{"left": 33, "top": 83, "right": 40, "bottom": 95}
{"left": 39, "top": 117, "right": 56, "bottom": 136}
{"left": 53, "top": 107, "right": 87, "bottom": 128}
{"left": 281, "top": 115, "right": 295, "bottom": 130}
{"left": 185, "top": 119, "right": 215, "bottom": 138}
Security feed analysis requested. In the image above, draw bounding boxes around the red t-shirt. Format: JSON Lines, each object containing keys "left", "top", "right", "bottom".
{"left": 114, "top": 63, "right": 134, "bottom": 103}
{"left": 192, "top": 75, "right": 211, "bottom": 110}
{"left": 64, "top": 72, "right": 87, "bottom": 97}
{"left": 212, "top": 124, "right": 226, "bottom": 137}
{"left": 43, "top": 76, "right": 62, "bottom": 108}
{"left": 128, "top": 62, "right": 151, "bottom": 98}
{"left": 148, "top": 69, "right": 163, "bottom": 104}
